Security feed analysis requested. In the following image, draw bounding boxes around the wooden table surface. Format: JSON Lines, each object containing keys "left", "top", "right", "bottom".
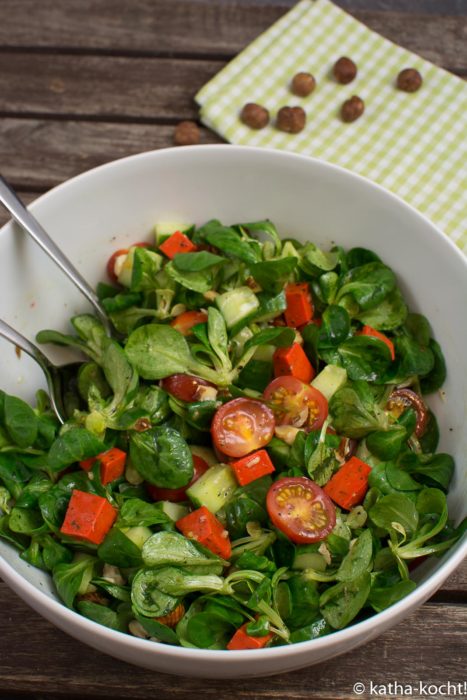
{"left": 0, "top": 1, "right": 465, "bottom": 698}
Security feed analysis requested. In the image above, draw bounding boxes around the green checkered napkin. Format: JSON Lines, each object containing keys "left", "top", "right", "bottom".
{"left": 196, "top": 0, "right": 467, "bottom": 254}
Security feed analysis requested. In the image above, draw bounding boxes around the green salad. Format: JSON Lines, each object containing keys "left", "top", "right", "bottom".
{"left": 0, "top": 218, "right": 464, "bottom": 650}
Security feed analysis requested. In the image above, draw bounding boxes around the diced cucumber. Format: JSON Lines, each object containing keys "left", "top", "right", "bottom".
{"left": 154, "top": 221, "right": 192, "bottom": 245}
{"left": 160, "top": 501, "right": 189, "bottom": 522}
{"left": 231, "top": 327, "right": 254, "bottom": 359}
{"left": 117, "top": 246, "right": 163, "bottom": 288}
{"left": 281, "top": 240, "right": 300, "bottom": 258}
{"left": 215, "top": 287, "right": 259, "bottom": 329}
{"left": 131, "top": 248, "right": 163, "bottom": 289}
{"left": 122, "top": 526, "right": 152, "bottom": 549}
{"left": 236, "top": 359, "right": 272, "bottom": 393}
{"left": 292, "top": 546, "right": 327, "bottom": 571}
{"left": 311, "top": 364, "right": 347, "bottom": 400}
{"left": 190, "top": 445, "right": 218, "bottom": 467}
{"left": 116, "top": 247, "right": 136, "bottom": 287}
{"left": 253, "top": 290, "right": 287, "bottom": 322}
{"left": 230, "top": 290, "right": 287, "bottom": 336}
{"left": 253, "top": 343, "right": 276, "bottom": 362}
{"left": 186, "top": 463, "right": 237, "bottom": 513}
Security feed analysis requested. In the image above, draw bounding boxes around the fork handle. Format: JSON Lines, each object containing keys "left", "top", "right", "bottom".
{"left": 0, "top": 176, "right": 111, "bottom": 334}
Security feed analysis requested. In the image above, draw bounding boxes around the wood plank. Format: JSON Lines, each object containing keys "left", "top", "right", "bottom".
{"left": 0, "top": 119, "right": 223, "bottom": 190}
{"left": 439, "top": 559, "right": 467, "bottom": 592}
{"left": 0, "top": 53, "right": 221, "bottom": 121}
{"left": 0, "top": 579, "right": 464, "bottom": 698}
{"left": 0, "top": 2, "right": 465, "bottom": 73}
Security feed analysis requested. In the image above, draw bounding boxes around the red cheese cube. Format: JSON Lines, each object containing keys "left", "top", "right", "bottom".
{"left": 60, "top": 489, "right": 117, "bottom": 545}
{"left": 99, "top": 448, "right": 127, "bottom": 485}
{"left": 176, "top": 506, "right": 231, "bottom": 560}
{"left": 284, "top": 282, "right": 313, "bottom": 327}
{"left": 324, "top": 456, "right": 372, "bottom": 510}
{"left": 273, "top": 343, "right": 315, "bottom": 383}
{"left": 79, "top": 448, "right": 127, "bottom": 485}
{"left": 231, "top": 449, "right": 275, "bottom": 486}
{"left": 227, "top": 623, "right": 274, "bottom": 650}
{"left": 159, "top": 231, "right": 197, "bottom": 259}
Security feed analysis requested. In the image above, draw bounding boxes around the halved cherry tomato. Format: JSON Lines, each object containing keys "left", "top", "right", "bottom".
{"left": 211, "top": 398, "right": 275, "bottom": 459}
{"left": 106, "top": 242, "right": 150, "bottom": 284}
{"left": 161, "top": 374, "right": 216, "bottom": 403}
{"left": 386, "top": 388, "right": 428, "bottom": 437}
{"left": 263, "top": 376, "right": 328, "bottom": 431}
{"left": 266, "top": 476, "right": 336, "bottom": 544}
{"left": 171, "top": 310, "right": 208, "bottom": 336}
{"left": 146, "top": 454, "right": 209, "bottom": 503}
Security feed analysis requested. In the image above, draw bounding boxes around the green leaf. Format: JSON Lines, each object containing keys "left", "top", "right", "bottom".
{"left": 329, "top": 381, "right": 388, "bottom": 438}
{"left": 395, "top": 336, "right": 434, "bottom": 378}
{"left": 202, "top": 224, "right": 261, "bottom": 265}
{"left": 369, "top": 493, "right": 419, "bottom": 537}
{"left": 240, "top": 219, "right": 282, "bottom": 254}
{"left": 130, "top": 247, "right": 163, "bottom": 292}
{"left": 318, "top": 305, "right": 350, "bottom": 349}
{"left": 134, "top": 612, "right": 180, "bottom": 645}
{"left": 47, "top": 429, "right": 105, "bottom": 472}
{"left": 355, "top": 287, "right": 408, "bottom": 331}
{"left": 300, "top": 243, "right": 339, "bottom": 275}
{"left": 77, "top": 601, "right": 127, "bottom": 631}
{"left": 97, "top": 527, "right": 143, "bottom": 568}
{"left": 337, "top": 263, "right": 396, "bottom": 311}
{"left": 320, "top": 572, "right": 371, "bottom": 629}
{"left": 117, "top": 498, "right": 171, "bottom": 528}
{"left": 420, "top": 339, "right": 447, "bottom": 394}
{"left": 368, "top": 578, "right": 416, "bottom": 612}
{"left": 172, "top": 251, "right": 225, "bottom": 272}
{"left": 125, "top": 324, "right": 191, "bottom": 379}
{"left": 0, "top": 453, "right": 32, "bottom": 500}
{"left": 243, "top": 327, "right": 295, "bottom": 352}
{"left": 207, "top": 307, "right": 231, "bottom": 371}
{"left": 336, "top": 529, "right": 373, "bottom": 582}
{"left": 9, "top": 507, "right": 47, "bottom": 535}
{"left": 165, "top": 261, "right": 213, "bottom": 293}
{"left": 129, "top": 425, "right": 193, "bottom": 489}
{"left": 187, "top": 611, "right": 234, "bottom": 649}
{"left": 250, "top": 257, "right": 297, "bottom": 292}
{"left": 53, "top": 555, "right": 96, "bottom": 608}
{"left": 285, "top": 575, "right": 320, "bottom": 629}
{"left": 142, "top": 531, "right": 226, "bottom": 571}
{"left": 329, "top": 335, "right": 392, "bottom": 382}
{"left": 405, "top": 453, "right": 454, "bottom": 492}
{"left": 101, "top": 338, "right": 139, "bottom": 407}
{"left": 366, "top": 426, "right": 408, "bottom": 460}
{"left": 3, "top": 394, "right": 39, "bottom": 448}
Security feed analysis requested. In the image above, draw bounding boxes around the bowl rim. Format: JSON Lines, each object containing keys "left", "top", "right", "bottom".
{"left": 0, "top": 144, "right": 466, "bottom": 663}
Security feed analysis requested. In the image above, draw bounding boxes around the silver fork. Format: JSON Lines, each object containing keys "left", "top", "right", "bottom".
{"left": 0, "top": 317, "right": 81, "bottom": 424}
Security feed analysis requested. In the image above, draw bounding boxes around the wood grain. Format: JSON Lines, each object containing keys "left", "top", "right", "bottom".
{"left": 0, "top": 579, "right": 465, "bottom": 699}
{"left": 0, "top": 119, "right": 222, "bottom": 190}
{"left": 0, "top": 2, "right": 465, "bottom": 73}
{"left": 0, "top": 53, "right": 222, "bottom": 121}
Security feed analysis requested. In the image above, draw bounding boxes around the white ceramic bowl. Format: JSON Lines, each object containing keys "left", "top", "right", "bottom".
{"left": 0, "top": 146, "right": 465, "bottom": 678}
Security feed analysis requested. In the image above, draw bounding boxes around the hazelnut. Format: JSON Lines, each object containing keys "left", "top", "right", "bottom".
{"left": 397, "top": 68, "right": 422, "bottom": 92}
{"left": 291, "top": 72, "right": 316, "bottom": 97}
{"left": 240, "top": 102, "right": 270, "bottom": 129}
{"left": 333, "top": 56, "right": 357, "bottom": 84}
{"left": 341, "top": 95, "right": 365, "bottom": 123}
{"left": 276, "top": 106, "right": 306, "bottom": 134}
{"left": 174, "top": 121, "right": 200, "bottom": 146}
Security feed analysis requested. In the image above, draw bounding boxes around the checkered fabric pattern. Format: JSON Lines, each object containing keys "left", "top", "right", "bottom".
{"left": 196, "top": 0, "right": 467, "bottom": 254}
